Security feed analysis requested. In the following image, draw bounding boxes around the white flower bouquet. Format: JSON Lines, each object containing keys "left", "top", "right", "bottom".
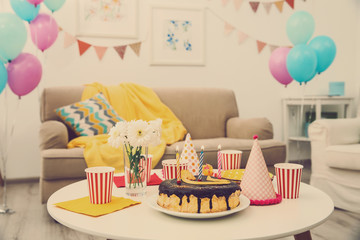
{"left": 108, "top": 119, "right": 162, "bottom": 195}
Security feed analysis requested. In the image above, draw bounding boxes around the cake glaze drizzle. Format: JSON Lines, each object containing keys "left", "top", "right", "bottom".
{"left": 158, "top": 177, "right": 241, "bottom": 213}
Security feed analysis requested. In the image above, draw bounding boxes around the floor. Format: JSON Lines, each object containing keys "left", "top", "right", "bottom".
{"left": 0, "top": 160, "right": 360, "bottom": 240}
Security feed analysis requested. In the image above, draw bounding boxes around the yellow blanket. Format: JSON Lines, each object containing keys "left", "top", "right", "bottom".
{"left": 68, "top": 82, "right": 187, "bottom": 173}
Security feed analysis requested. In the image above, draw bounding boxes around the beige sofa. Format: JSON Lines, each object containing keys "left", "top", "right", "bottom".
{"left": 39, "top": 86, "right": 286, "bottom": 203}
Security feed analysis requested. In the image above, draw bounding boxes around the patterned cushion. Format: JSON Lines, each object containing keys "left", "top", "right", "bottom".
{"left": 55, "top": 93, "right": 123, "bottom": 136}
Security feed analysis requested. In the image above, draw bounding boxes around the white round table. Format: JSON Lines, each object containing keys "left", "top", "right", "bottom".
{"left": 47, "top": 173, "right": 333, "bottom": 240}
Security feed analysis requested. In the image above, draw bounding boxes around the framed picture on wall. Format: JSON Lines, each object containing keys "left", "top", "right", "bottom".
{"left": 150, "top": 5, "right": 205, "bottom": 66}
{"left": 76, "top": 0, "right": 138, "bottom": 38}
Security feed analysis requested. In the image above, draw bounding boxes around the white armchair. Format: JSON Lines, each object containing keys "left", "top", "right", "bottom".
{"left": 308, "top": 118, "right": 360, "bottom": 213}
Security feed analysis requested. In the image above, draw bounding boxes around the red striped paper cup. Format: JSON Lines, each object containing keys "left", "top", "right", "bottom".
{"left": 162, "top": 159, "right": 188, "bottom": 180}
{"left": 275, "top": 163, "right": 303, "bottom": 199}
{"left": 140, "top": 154, "right": 153, "bottom": 184}
{"left": 85, "top": 166, "right": 115, "bottom": 204}
{"left": 220, "top": 150, "right": 242, "bottom": 170}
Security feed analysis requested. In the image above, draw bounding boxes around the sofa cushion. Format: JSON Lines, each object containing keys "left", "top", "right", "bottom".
{"left": 55, "top": 92, "right": 123, "bottom": 136}
{"left": 153, "top": 88, "right": 239, "bottom": 139}
{"left": 325, "top": 144, "right": 360, "bottom": 170}
{"left": 41, "top": 148, "right": 86, "bottom": 180}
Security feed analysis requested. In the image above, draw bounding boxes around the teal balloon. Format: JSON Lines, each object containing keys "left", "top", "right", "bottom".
{"left": 0, "top": 62, "right": 7, "bottom": 94}
{"left": 309, "top": 36, "right": 336, "bottom": 74}
{"left": 286, "top": 11, "right": 315, "bottom": 45}
{"left": 44, "top": 0, "right": 65, "bottom": 12}
{"left": 10, "top": 0, "right": 40, "bottom": 23}
{"left": 0, "top": 13, "right": 27, "bottom": 63}
{"left": 286, "top": 44, "right": 317, "bottom": 84}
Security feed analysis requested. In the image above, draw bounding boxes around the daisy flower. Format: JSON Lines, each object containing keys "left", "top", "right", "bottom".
{"left": 127, "top": 120, "right": 151, "bottom": 147}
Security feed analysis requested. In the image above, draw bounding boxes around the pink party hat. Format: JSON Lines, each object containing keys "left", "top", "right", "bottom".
{"left": 180, "top": 133, "right": 199, "bottom": 175}
{"left": 240, "top": 136, "right": 277, "bottom": 203}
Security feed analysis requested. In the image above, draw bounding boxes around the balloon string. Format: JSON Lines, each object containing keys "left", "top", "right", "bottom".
{"left": 300, "top": 84, "right": 306, "bottom": 137}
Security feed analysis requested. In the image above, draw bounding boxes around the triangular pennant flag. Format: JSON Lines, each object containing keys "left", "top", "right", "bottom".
{"left": 249, "top": 2, "right": 260, "bottom": 13}
{"left": 274, "top": 1, "right": 284, "bottom": 12}
{"left": 222, "top": 0, "right": 229, "bottom": 6}
{"left": 93, "top": 46, "right": 107, "bottom": 60}
{"left": 114, "top": 45, "right": 127, "bottom": 59}
{"left": 64, "top": 32, "right": 76, "bottom": 48}
{"left": 257, "top": 40, "right": 266, "bottom": 53}
{"left": 224, "top": 22, "right": 235, "bottom": 36}
{"left": 180, "top": 133, "right": 199, "bottom": 176}
{"left": 269, "top": 45, "right": 278, "bottom": 53}
{"left": 240, "top": 137, "right": 277, "bottom": 201}
{"left": 238, "top": 31, "right": 248, "bottom": 44}
{"left": 77, "top": 40, "right": 92, "bottom": 56}
{"left": 285, "top": 0, "right": 295, "bottom": 9}
{"left": 233, "top": 0, "right": 243, "bottom": 10}
{"left": 262, "top": 2, "right": 272, "bottom": 14}
{"left": 129, "top": 42, "right": 141, "bottom": 57}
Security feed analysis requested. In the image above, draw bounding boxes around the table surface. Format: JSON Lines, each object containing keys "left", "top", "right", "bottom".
{"left": 47, "top": 171, "right": 334, "bottom": 240}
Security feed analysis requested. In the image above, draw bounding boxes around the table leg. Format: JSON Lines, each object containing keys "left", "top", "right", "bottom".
{"left": 294, "top": 230, "right": 312, "bottom": 240}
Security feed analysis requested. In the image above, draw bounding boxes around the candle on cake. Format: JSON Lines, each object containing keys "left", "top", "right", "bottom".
{"left": 176, "top": 146, "right": 180, "bottom": 184}
{"left": 217, "top": 144, "right": 222, "bottom": 179}
{"left": 198, "top": 145, "right": 204, "bottom": 181}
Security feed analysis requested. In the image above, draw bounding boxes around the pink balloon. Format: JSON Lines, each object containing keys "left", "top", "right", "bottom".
{"left": 27, "top": 0, "right": 44, "bottom": 6}
{"left": 269, "top": 47, "right": 293, "bottom": 87}
{"left": 7, "top": 53, "right": 42, "bottom": 97}
{"left": 29, "top": 13, "right": 58, "bottom": 52}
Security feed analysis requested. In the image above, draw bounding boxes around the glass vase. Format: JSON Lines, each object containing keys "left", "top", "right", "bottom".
{"left": 122, "top": 145, "right": 148, "bottom": 197}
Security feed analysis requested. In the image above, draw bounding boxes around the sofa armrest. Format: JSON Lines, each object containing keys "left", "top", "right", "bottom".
{"left": 308, "top": 118, "right": 360, "bottom": 146}
{"left": 39, "top": 121, "right": 69, "bottom": 150}
{"left": 226, "top": 117, "right": 273, "bottom": 140}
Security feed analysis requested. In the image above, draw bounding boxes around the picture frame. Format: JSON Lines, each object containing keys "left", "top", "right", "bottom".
{"left": 150, "top": 5, "right": 205, "bottom": 66}
{"left": 76, "top": 0, "right": 138, "bottom": 38}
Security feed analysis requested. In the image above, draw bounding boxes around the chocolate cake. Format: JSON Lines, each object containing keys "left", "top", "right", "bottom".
{"left": 157, "top": 174, "right": 241, "bottom": 213}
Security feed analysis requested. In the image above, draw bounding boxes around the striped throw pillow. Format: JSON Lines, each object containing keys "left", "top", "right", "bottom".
{"left": 55, "top": 92, "right": 123, "bottom": 136}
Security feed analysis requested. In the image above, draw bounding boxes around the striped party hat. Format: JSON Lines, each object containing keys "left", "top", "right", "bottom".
{"left": 240, "top": 136, "right": 276, "bottom": 201}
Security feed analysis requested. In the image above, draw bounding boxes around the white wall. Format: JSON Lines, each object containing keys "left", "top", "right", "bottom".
{"left": 0, "top": 0, "right": 359, "bottom": 179}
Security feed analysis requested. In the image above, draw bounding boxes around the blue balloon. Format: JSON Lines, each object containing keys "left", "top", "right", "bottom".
{"left": 0, "top": 62, "right": 7, "bottom": 95}
{"left": 309, "top": 36, "right": 336, "bottom": 74}
{"left": 0, "top": 13, "right": 27, "bottom": 63}
{"left": 286, "top": 44, "right": 317, "bottom": 84}
{"left": 44, "top": 0, "right": 65, "bottom": 12}
{"left": 286, "top": 11, "right": 315, "bottom": 45}
{"left": 10, "top": 0, "right": 40, "bottom": 23}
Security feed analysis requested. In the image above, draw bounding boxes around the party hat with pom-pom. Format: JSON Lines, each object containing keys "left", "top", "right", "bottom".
{"left": 240, "top": 135, "right": 278, "bottom": 204}
{"left": 180, "top": 133, "right": 199, "bottom": 175}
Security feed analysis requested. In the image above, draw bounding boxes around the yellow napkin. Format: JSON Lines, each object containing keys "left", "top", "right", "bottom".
{"left": 54, "top": 196, "right": 141, "bottom": 217}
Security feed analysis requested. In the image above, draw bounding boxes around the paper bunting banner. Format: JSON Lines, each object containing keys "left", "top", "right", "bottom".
{"left": 233, "top": 0, "right": 243, "bottom": 10}
{"left": 249, "top": 2, "right": 260, "bottom": 13}
{"left": 129, "top": 42, "right": 141, "bottom": 57}
{"left": 77, "top": 40, "right": 91, "bottom": 56}
{"left": 256, "top": 40, "right": 266, "bottom": 53}
{"left": 64, "top": 32, "right": 76, "bottom": 48}
{"left": 222, "top": 0, "right": 229, "bottom": 6}
{"left": 262, "top": 2, "right": 272, "bottom": 14}
{"left": 237, "top": 31, "right": 248, "bottom": 44}
{"left": 93, "top": 46, "right": 107, "bottom": 60}
{"left": 268, "top": 45, "right": 278, "bottom": 53}
{"left": 286, "top": 0, "right": 295, "bottom": 9}
{"left": 61, "top": 28, "right": 143, "bottom": 61}
{"left": 221, "top": 0, "right": 298, "bottom": 13}
{"left": 274, "top": 1, "right": 285, "bottom": 12}
{"left": 224, "top": 22, "right": 235, "bottom": 36}
{"left": 114, "top": 45, "right": 127, "bottom": 59}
